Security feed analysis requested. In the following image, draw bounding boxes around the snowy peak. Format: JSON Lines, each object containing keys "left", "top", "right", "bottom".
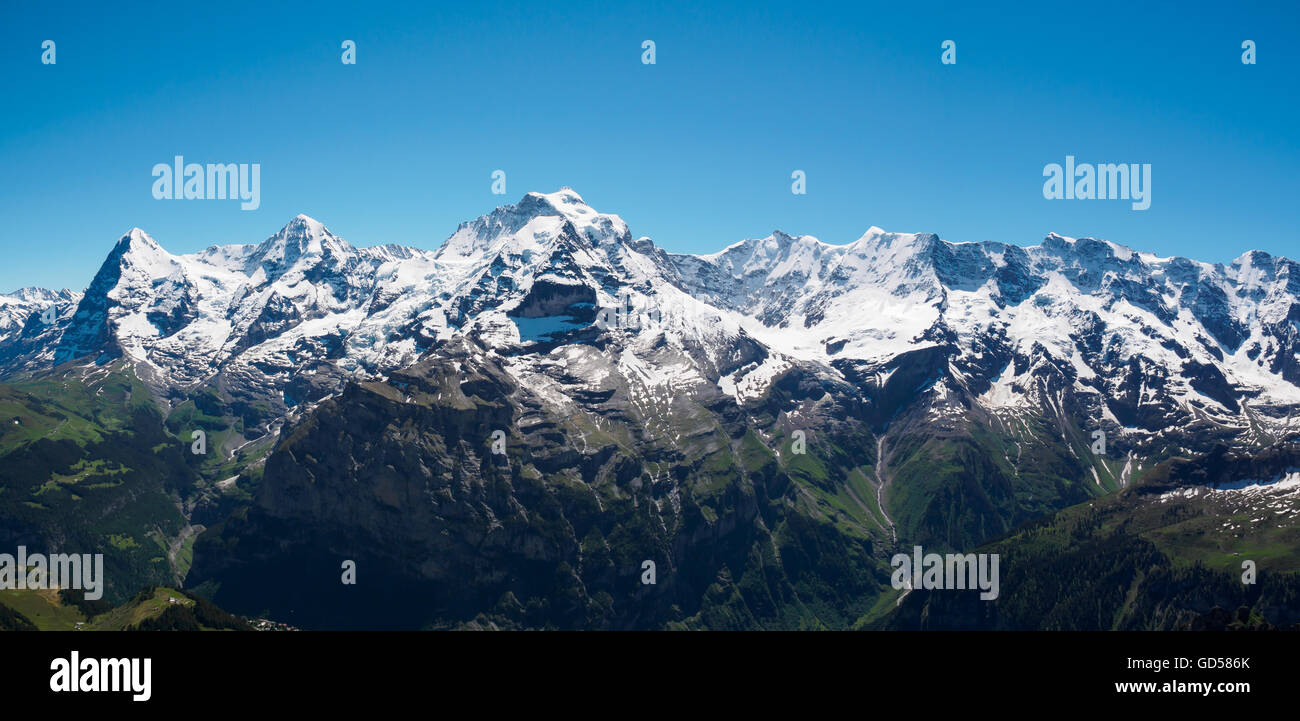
{"left": 2, "top": 287, "right": 74, "bottom": 304}
{"left": 120, "top": 227, "right": 158, "bottom": 248}
{"left": 246, "top": 214, "right": 354, "bottom": 277}
{"left": 0, "top": 287, "right": 81, "bottom": 339}
{"left": 111, "top": 228, "right": 178, "bottom": 275}
{"left": 522, "top": 188, "right": 628, "bottom": 245}
{"left": 523, "top": 188, "right": 588, "bottom": 214}
{"left": 291, "top": 213, "right": 325, "bottom": 229}
{"left": 438, "top": 189, "right": 631, "bottom": 263}
{"left": 1227, "top": 248, "right": 1300, "bottom": 292}
{"left": 703, "top": 230, "right": 826, "bottom": 267}
{"left": 75, "top": 227, "right": 185, "bottom": 310}
{"left": 837, "top": 228, "right": 942, "bottom": 283}
{"left": 850, "top": 225, "right": 928, "bottom": 249}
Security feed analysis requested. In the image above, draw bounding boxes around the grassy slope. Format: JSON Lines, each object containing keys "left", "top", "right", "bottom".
{"left": 868, "top": 464, "right": 1300, "bottom": 629}
{"left": 0, "top": 364, "right": 243, "bottom": 601}
{"left": 0, "top": 586, "right": 250, "bottom": 630}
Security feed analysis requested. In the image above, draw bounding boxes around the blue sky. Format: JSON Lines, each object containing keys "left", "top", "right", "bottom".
{"left": 1, "top": 0, "right": 1296, "bottom": 292}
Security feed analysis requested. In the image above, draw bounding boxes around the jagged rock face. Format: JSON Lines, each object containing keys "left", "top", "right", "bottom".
{"left": 188, "top": 337, "right": 885, "bottom": 629}
{"left": 0, "top": 287, "right": 81, "bottom": 366}
{"left": 674, "top": 228, "right": 1299, "bottom": 412}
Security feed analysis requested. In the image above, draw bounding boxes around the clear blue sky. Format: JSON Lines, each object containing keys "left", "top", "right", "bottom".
{"left": 1, "top": 0, "right": 1296, "bottom": 292}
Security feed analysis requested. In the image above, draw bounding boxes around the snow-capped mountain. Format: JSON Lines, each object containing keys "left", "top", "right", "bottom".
{"left": 0, "top": 287, "right": 82, "bottom": 368}
{"left": 2, "top": 189, "right": 1298, "bottom": 462}
{"left": 7, "top": 189, "right": 1300, "bottom": 630}
{"left": 672, "top": 226, "right": 1300, "bottom": 458}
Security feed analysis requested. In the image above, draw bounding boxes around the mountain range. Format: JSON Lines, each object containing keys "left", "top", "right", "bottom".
{"left": 2, "top": 188, "right": 1298, "bottom": 629}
